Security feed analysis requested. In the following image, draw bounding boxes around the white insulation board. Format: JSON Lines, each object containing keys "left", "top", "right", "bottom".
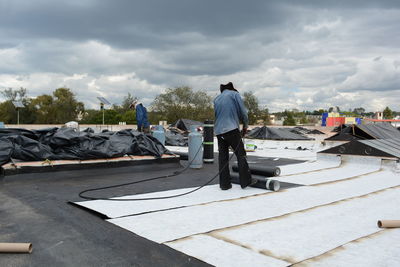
{"left": 74, "top": 184, "right": 268, "bottom": 219}
{"left": 108, "top": 170, "right": 400, "bottom": 243}
{"left": 298, "top": 229, "right": 400, "bottom": 267}
{"left": 277, "top": 156, "right": 381, "bottom": 185}
{"left": 278, "top": 154, "right": 341, "bottom": 175}
{"left": 212, "top": 186, "right": 400, "bottom": 263}
{"left": 166, "top": 235, "right": 290, "bottom": 267}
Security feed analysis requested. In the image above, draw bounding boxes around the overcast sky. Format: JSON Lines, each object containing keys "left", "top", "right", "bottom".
{"left": 0, "top": 0, "right": 399, "bottom": 112}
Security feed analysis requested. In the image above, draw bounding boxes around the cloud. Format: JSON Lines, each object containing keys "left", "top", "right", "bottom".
{"left": 0, "top": 0, "right": 400, "bottom": 113}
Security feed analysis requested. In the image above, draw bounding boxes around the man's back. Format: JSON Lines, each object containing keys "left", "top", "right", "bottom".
{"left": 214, "top": 90, "right": 248, "bottom": 135}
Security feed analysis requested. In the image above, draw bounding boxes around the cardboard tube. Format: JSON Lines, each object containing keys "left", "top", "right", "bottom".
{"left": 0, "top": 243, "right": 32, "bottom": 253}
{"left": 377, "top": 220, "right": 400, "bottom": 228}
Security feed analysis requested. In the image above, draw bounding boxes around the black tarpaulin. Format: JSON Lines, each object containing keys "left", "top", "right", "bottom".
{"left": 0, "top": 128, "right": 171, "bottom": 166}
{"left": 246, "top": 126, "right": 312, "bottom": 140}
{"left": 165, "top": 131, "right": 188, "bottom": 146}
{"left": 169, "top": 119, "right": 202, "bottom": 132}
{"left": 290, "top": 127, "right": 324, "bottom": 135}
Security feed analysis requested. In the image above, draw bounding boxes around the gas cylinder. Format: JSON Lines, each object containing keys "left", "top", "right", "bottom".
{"left": 188, "top": 125, "right": 203, "bottom": 168}
{"left": 152, "top": 125, "right": 165, "bottom": 145}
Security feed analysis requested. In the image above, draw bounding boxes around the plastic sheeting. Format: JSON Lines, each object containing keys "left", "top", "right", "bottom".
{"left": 0, "top": 128, "right": 171, "bottom": 166}
{"left": 169, "top": 119, "right": 202, "bottom": 132}
{"left": 165, "top": 131, "right": 187, "bottom": 146}
{"left": 247, "top": 126, "right": 312, "bottom": 140}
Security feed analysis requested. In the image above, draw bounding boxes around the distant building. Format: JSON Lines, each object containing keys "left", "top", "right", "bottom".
{"left": 374, "top": 112, "right": 383, "bottom": 120}
{"left": 269, "top": 115, "right": 275, "bottom": 125}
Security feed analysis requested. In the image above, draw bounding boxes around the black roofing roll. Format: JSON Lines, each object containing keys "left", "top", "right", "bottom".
{"left": 231, "top": 173, "right": 280, "bottom": 191}
{"left": 232, "top": 163, "right": 280, "bottom": 177}
{"left": 203, "top": 120, "right": 214, "bottom": 164}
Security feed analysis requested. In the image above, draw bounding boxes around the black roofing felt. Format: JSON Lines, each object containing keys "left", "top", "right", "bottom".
{"left": 247, "top": 126, "right": 312, "bottom": 140}
{"left": 319, "top": 138, "right": 400, "bottom": 159}
{"left": 1, "top": 155, "right": 303, "bottom": 266}
{"left": 291, "top": 126, "right": 324, "bottom": 135}
{"left": 359, "top": 139, "right": 400, "bottom": 158}
{"left": 325, "top": 123, "right": 400, "bottom": 141}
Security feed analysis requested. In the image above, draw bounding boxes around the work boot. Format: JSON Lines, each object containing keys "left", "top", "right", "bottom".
{"left": 220, "top": 184, "right": 232, "bottom": 190}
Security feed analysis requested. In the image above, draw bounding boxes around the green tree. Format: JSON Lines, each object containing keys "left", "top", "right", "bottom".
{"left": 80, "top": 109, "right": 123, "bottom": 124}
{"left": 121, "top": 93, "right": 137, "bottom": 112}
{"left": 0, "top": 87, "right": 36, "bottom": 124}
{"left": 260, "top": 107, "right": 271, "bottom": 125}
{"left": 299, "top": 117, "right": 308, "bottom": 124}
{"left": 353, "top": 107, "right": 365, "bottom": 115}
{"left": 383, "top": 106, "right": 393, "bottom": 119}
{"left": 0, "top": 101, "right": 16, "bottom": 123}
{"left": 121, "top": 110, "right": 136, "bottom": 124}
{"left": 52, "top": 88, "right": 84, "bottom": 123}
{"left": 243, "top": 91, "right": 261, "bottom": 125}
{"left": 283, "top": 111, "right": 296, "bottom": 126}
{"left": 31, "top": 94, "right": 55, "bottom": 123}
{"left": 151, "top": 86, "right": 213, "bottom": 123}
{"left": 1, "top": 87, "right": 27, "bottom": 101}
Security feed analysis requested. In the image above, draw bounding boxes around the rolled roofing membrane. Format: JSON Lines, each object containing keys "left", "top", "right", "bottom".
{"left": 166, "top": 235, "right": 290, "bottom": 267}
{"left": 299, "top": 229, "right": 400, "bottom": 267}
{"left": 108, "top": 169, "right": 400, "bottom": 243}
{"left": 211, "top": 187, "right": 400, "bottom": 263}
{"left": 77, "top": 155, "right": 343, "bottom": 220}
{"left": 278, "top": 154, "right": 341, "bottom": 175}
{"left": 75, "top": 184, "right": 269, "bottom": 219}
{"left": 277, "top": 156, "right": 381, "bottom": 185}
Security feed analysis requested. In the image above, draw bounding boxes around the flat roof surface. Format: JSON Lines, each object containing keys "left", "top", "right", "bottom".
{"left": 71, "top": 153, "right": 400, "bottom": 266}
{"left": 0, "top": 154, "right": 301, "bottom": 266}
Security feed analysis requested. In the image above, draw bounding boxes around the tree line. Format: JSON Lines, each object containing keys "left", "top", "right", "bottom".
{"left": 0, "top": 86, "right": 397, "bottom": 125}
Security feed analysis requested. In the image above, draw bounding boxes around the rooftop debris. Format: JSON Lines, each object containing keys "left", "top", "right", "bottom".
{"left": 0, "top": 127, "right": 170, "bottom": 166}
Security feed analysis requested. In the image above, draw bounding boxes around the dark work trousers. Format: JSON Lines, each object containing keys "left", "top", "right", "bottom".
{"left": 217, "top": 128, "right": 252, "bottom": 188}
{"left": 137, "top": 125, "right": 150, "bottom": 133}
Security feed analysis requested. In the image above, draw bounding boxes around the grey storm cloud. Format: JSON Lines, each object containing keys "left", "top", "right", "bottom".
{"left": 0, "top": 0, "right": 400, "bottom": 111}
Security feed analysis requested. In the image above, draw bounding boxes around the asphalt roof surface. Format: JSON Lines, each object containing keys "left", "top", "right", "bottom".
{"left": 0, "top": 154, "right": 302, "bottom": 266}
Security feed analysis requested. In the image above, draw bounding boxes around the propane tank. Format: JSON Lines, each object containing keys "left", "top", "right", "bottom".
{"left": 188, "top": 125, "right": 203, "bottom": 169}
{"left": 152, "top": 125, "right": 165, "bottom": 145}
{"left": 203, "top": 119, "right": 214, "bottom": 163}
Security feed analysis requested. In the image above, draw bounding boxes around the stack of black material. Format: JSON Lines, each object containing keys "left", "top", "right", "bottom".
{"left": 0, "top": 128, "right": 171, "bottom": 166}
{"left": 230, "top": 163, "right": 281, "bottom": 191}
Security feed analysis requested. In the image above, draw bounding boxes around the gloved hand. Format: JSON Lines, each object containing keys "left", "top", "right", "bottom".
{"left": 241, "top": 127, "right": 248, "bottom": 137}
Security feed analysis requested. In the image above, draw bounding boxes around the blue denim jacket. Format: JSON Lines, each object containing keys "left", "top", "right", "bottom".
{"left": 136, "top": 103, "right": 150, "bottom": 128}
{"left": 214, "top": 90, "right": 249, "bottom": 135}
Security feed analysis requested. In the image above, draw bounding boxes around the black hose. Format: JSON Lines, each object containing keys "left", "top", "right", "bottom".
{"left": 78, "top": 137, "right": 242, "bottom": 201}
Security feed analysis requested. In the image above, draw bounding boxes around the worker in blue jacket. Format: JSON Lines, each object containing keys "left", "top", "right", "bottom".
{"left": 214, "top": 82, "right": 255, "bottom": 190}
{"left": 130, "top": 100, "right": 150, "bottom": 133}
